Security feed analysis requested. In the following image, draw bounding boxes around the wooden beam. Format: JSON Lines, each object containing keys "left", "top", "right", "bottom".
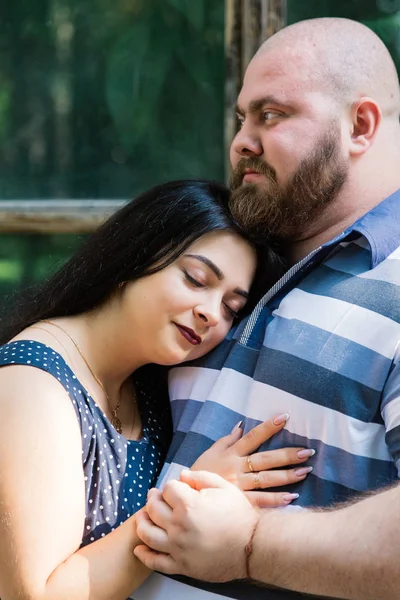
{"left": 224, "top": 0, "right": 287, "bottom": 178}
{"left": 0, "top": 200, "right": 126, "bottom": 233}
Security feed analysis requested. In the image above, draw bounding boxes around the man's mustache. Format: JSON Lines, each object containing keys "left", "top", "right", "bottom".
{"left": 229, "top": 157, "right": 277, "bottom": 189}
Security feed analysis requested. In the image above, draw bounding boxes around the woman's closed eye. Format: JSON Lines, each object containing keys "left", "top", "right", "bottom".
{"left": 183, "top": 269, "right": 206, "bottom": 288}
{"left": 183, "top": 268, "right": 246, "bottom": 321}
{"left": 223, "top": 297, "right": 248, "bottom": 321}
{"left": 223, "top": 303, "right": 239, "bottom": 320}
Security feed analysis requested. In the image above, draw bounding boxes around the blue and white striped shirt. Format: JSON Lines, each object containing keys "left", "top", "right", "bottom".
{"left": 133, "top": 189, "right": 400, "bottom": 600}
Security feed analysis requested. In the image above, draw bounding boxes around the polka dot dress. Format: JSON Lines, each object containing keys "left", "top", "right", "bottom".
{"left": 0, "top": 340, "right": 171, "bottom": 547}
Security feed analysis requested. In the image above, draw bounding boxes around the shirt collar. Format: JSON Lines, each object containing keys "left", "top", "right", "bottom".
{"left": 324, "top": 187, "right": 400, "bottom": 268}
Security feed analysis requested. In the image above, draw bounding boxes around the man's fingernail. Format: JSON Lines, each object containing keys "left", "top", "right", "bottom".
{"left": 147, "top": 488, "right": 155, "bottom": 499}
{"left": 273, "top": 413, "right": 290, "bottom": 425}
{"left": 297, "top": 448, "right": 316, "bottom": 459}
{"left": 295, "top": 466, "right": 313, "bottom": 477}
{"left": 231, "top": 420, "right": 243, "bottom": 433}
{"left": 283, "top": 493, "right": 299, "bottom": 503}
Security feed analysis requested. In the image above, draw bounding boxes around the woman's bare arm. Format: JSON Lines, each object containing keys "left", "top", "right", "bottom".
{"left": 0, "top": 366, "right": 148, "bottom": 600}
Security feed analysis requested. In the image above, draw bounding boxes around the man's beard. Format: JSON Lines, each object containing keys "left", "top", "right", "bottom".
{"left": 229, "top": 128, "right": 348, "bottom": 242}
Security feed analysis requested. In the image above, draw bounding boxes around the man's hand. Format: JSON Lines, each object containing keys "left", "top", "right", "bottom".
{"left": 134, "top": 470, "right": 259, "bottom": 582}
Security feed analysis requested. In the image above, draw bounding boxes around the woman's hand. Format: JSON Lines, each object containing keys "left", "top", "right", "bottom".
{"left": 191, "top": 414, "right": 314, "bottom": 508}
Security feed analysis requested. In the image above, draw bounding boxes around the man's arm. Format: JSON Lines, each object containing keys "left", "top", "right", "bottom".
{"left": 135, "top": 471, "right": 400, "bottom": 600}
{"left": 249, "top": 483, "right": 398, "bottom": 599}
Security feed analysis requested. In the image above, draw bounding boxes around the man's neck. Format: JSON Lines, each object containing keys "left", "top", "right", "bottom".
{"left": 288, "top": 224, "right": 343, "bottom": 265}
{"left": 287, "top": 189, "right": 390, "bottom": 265}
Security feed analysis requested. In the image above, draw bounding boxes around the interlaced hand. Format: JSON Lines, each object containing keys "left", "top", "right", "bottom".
{"left": 135, "top": 470, "right": 259, "bottom": 581}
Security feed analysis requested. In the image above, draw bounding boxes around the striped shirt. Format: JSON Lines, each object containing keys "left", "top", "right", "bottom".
{"left": 133, "top": 189, "right": 400, "bottom": 600}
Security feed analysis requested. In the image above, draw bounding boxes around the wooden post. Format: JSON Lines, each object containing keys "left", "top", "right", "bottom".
{"left": 224, "top": 0, "right": 287, "bottom": 179}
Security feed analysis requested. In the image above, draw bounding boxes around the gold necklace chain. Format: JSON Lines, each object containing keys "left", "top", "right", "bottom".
{"left": 29, "top": 325, "right": 75, "bottom": 366}
{"left": 40, "top": 320, "right": 131, "bottom": 434}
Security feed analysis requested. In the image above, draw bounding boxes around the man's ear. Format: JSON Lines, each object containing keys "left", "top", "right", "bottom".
{"left": 348, "top": 97, "right": 381, "bottom": 156}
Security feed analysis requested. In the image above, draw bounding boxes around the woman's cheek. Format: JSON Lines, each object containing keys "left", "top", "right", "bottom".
{"left": 208, "top": 328, "right": 226, "bottom": 351}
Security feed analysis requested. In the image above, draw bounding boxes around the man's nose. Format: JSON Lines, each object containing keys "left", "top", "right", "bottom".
{"left": 230, "top": 126, "right": 262, "bottom": 158}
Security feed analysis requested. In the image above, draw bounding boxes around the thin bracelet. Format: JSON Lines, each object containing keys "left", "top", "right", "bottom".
{"left": 244, "top": 519, "right": 259, "bottom": 580}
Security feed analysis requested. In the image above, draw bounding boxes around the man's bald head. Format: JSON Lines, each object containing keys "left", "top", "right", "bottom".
{"left": 256, "top": 18, "right": 400, "bottom": 119}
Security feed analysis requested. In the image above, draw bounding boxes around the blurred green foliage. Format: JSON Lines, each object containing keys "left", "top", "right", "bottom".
{"left": 0, "top": 233, "right": 84, "bottom": 313}
{"left": 0, "top": 0, "right": 225, "bottom": 307}
{"left": 0, "top": 0, "right": 225, "bottom": 199}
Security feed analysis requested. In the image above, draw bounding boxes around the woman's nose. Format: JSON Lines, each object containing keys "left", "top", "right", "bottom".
{"left": 194, "top": 303, "right": 220, "bottom": 327}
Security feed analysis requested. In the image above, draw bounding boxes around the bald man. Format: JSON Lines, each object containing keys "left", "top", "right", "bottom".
{"left": 133, "top": 18, "right": 400, "bottom": 600}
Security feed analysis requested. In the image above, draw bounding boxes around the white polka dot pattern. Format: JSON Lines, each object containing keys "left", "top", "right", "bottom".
{"left": 0, "top": 341, "right": 170, "bottom": 547}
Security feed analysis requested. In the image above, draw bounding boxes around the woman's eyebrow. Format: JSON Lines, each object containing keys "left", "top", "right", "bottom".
{"left": 184, "top": 254, "right": 249, "bottom": 299}
{"left": 185, "top": 254, "right": 223, "bottom": 279}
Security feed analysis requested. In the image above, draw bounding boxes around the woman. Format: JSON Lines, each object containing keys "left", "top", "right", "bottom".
{"left": 0, "top": 180, "right": 311, "bottom": 600}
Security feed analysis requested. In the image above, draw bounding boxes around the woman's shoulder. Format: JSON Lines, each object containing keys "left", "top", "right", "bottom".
{"left": 0, "top": 347, "right": 74, "bottom": 403}
{"left": 0, "top": 338, "right": 63, "bottom": 367}
{"left": 0, "top": 338, "right": 82, "bottom": 391}
{"left": 0, "top": 354, "right": 82, "bottom": 458}
{"left": 0, "top": 340, "right": 81, "bottom": 423}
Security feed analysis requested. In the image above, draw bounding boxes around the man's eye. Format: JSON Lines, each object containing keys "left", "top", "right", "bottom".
{"left": 236, "top": 114, "right": 245, "bottom": 127}
{"left": 263, "top": 111, "right": 279, "bottom": 122}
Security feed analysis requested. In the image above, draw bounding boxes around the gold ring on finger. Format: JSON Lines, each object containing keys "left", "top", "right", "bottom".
{"left": 253, "top": 472, "right": 261, "bottom": 490}
{"left": 247, "top": 455, "right": 254, "bottom": 472}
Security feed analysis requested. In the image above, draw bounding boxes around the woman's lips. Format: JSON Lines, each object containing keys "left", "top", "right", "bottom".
{"left": 174, "top": 323, "right": 202, "bottom": 345}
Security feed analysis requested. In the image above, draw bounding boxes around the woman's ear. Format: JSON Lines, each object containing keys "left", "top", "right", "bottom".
{"left": 348, "top": 97, "right": 381, "bottom": 156}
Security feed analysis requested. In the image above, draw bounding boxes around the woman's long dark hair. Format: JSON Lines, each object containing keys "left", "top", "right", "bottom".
{"left": 0, "top": 179, "right": 285, "bottom": 345}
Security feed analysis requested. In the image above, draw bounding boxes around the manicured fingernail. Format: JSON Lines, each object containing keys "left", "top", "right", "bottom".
{"left": 283, "top": 493, "right": 299, "bottom": 503}
{"left": 273, "top": 413, "right": 290, "bottom": 425}
{"left": 297, "top": 449, "right": 316, "bottom": 459}
{"left": 147, "top": 488, "right": 156, "bottom": 499}
{"left": 295, "top": 466, "right": 313, "bottom": 477}
{"left": 231, "top": 420, "right": 243, "bottom": 433}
